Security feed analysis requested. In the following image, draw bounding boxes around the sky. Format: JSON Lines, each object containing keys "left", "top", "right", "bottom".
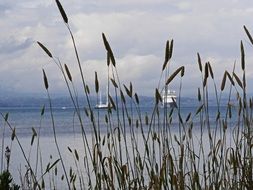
{"left": 1, "top": 0, "right": 253, "bottom": 97}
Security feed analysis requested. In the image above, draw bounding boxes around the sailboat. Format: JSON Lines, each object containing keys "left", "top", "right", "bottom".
{"left": 95, "top": 90, "right": 109, "bottom": 109}
{"left": 95, "top": 64, "right": 110, "bottom": 109}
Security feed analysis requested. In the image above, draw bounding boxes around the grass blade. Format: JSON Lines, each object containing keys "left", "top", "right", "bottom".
{"left": 166, "top": 66, "right": 184, "bottom": 85}
{"left": 155, "top": 88, "right": 162, "bottom": 104}
{"left": 181, "top": 66, "right": 185, "bottom": 77}
{"left": 120, "top": 90, "right": 126, "bottom": 104}
{"left": 37, "top": 42, "right": 52, "bottom": 58}
{"left": 241, "top": 41, "right": 245, "bottom": 71}
{"left": 233, "top": 72, "right": 243, "bottom": 89}
{"left": 198, "top": 88, "right": 201, "bottom": 101}
{"left": 124, "top": 84, "right": 132, "bottom": 98}
{"left": 221, "top": 71, "right": 227, "bottom": 91}
{"left": 226, "top": 71, "right": 234, "bottom": 86}
{"left": 4, "top": 113, "right": 9, "bottom": 121}
{"left": 134, "top": 93, "right": 139, "bottom": 104}
{"left": 95, "top": 72, "right": 99, "bottom": 93}
{"left": 41, "top": 105, "right": 45, "bottom": 116}
{"left": 110, "top": 78, "right": 118, "bottom": 88}
{"left": 244, "top": 25, "right": 253, "bottom": 45}
{"left": 169, "top": 39, "right": 174, "bottom": 59}
{"left": 162, "top": 40, "right": 170, "bottom": 71}
{"left": 208, "top": 62, "right": 214, "bottom": 79}
{"left": 55, "top": 0, "right": 68, "bottom": 23}
{"left": 197, "top": 53, "right": 202, "bottom": 72}
{"left": 102, "top": 33, "right": 116, "bottom": 66}
{"left": 46, "top": 159, "right": 60, "bottom": 173}
{"left": 11, "top": 128, "right": 16, "bottom": 141}
{"left": 203, "top": 62, "right": 209, "bottom": 87}
{"left": 42, "top": 69, "right": 49, "bottom": 90}
{"left": 64, "top": 64, "right": 72, "bottom": 82}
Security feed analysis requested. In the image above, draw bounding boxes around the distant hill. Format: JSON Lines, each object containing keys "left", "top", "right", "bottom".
{"left": 0, "top": 95, "right": 232, "bottom": 108}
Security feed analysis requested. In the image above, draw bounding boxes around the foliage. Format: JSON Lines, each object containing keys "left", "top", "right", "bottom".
{"left": 0, "top": 170, "right": 20, "bottom": 190}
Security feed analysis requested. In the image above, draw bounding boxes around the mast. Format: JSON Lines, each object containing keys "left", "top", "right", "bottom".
{"left": 99, "top": 91, "right": 102, "bottom": 105}
{"left": 106, "top": 64, "right": 109, "bottom": 105}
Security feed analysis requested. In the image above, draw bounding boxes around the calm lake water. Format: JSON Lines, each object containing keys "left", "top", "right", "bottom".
{"left": 0, "top": 104, "right": 236, "bottom": 136}
{"left": 0, "top": 104, "right": 239, "bottom": 189}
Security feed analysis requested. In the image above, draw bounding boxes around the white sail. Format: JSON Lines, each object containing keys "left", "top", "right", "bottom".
{"left": 95, "top": 90, "right": 109, "bottom": 109}
{"left": 95, "top": 69, "right": 110, "bottom": 109}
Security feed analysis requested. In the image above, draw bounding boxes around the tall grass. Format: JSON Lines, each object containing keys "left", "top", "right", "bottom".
{"left": 1, "top": 0, "right": 253, "bottom": 189}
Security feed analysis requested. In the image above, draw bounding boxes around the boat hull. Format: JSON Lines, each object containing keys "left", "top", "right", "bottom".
{"left": 162, "top": 90, "right": 177, "bottom": 108}
{"left": 95, "top": 104, "right": 109, "bottom": 109}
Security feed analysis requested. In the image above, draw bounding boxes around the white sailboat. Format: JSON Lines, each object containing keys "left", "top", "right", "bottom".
{"left": 95, "top": 90, "right": 109, "bottom": 109}
{"left": 95, "top": 65, "right": 110, "bottom": 109}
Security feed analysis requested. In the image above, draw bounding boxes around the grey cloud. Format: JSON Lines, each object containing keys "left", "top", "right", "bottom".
{"left": 0, "top": 4, "right": 11, "bottom": 15}
{"left": 0, "top": 37, "right": 33, "bottom": 55}
{"left": 61, "top": 0, "right": 181, "bottom": 15}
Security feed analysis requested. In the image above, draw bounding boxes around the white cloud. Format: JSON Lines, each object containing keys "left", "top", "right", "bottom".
{"left": 1, "top": 0, "right": 253, "bottom": 97}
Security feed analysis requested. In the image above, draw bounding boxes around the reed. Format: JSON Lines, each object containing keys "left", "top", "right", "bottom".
{"left": 1, "top": 0, "right": 253, "bottom": 189}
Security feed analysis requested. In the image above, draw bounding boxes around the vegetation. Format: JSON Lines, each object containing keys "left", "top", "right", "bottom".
{"left": 1, "top": 0, "right": 253, "bottom": 189}
{"left": 0, "top": 170, "right": 20, "bottom": 190}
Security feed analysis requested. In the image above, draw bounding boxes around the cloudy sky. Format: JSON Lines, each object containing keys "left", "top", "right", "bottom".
{"left": 1, "top": 0, "right": 253, "bottom": 97}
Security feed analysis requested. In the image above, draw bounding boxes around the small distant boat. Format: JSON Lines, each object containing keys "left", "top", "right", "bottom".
{"left": 162, "top": 89, "right": 177, "bottom": 107}
{"left": 95, "top": 91, "right": 109, "bottom": 109}
{"left": 95, "top": 63, "right": 111, "bottom": 109}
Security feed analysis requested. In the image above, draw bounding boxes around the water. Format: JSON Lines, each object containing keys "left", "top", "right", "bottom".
{"left": 0, "top": 103, "right": 239, "bottom": 189}
{"left": 0, "top": 104, "right": 237, "bottom": 135}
